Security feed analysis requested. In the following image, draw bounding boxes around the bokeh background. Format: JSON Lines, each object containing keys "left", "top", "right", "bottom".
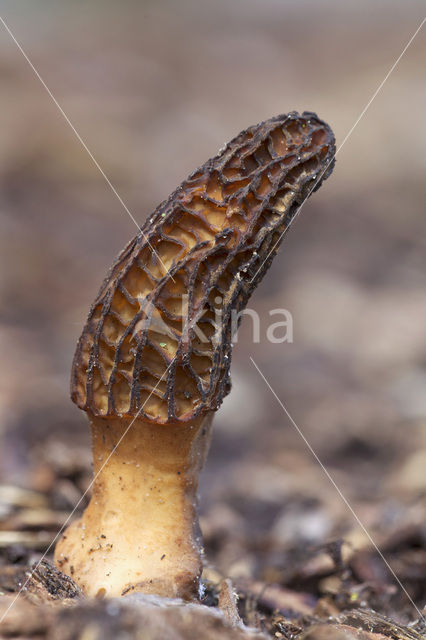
{"left": 0, "top": 0, "right": 425, "bottom": 620}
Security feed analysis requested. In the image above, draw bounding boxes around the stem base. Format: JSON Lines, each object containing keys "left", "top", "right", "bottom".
{"left": 54, "top": 413, "right": 212, "bottom": 599}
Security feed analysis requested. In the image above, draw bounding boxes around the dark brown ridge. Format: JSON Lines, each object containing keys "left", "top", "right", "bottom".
{"left": 71, "top": 111, "right": 335, "bottom": 423}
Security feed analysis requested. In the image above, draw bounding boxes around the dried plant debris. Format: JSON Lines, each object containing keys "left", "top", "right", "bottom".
{"left": 337, "top": 609, "right": 425, "bottom": 640}
{"left": 1, "top": 554, "right": 425, "bottom": 639}
{"left": 1, "top": 589, "right": 424, "bottom": 639}
{"left": 219, "top": 578, "right": 244, "bottom": 627}
{"left": 71, "top": 112, "right": 335, "bottom": 423}
{"left": 1, "top": 467, "right": 425, "bottom": 638}
{"left": 0, "top": 591, "right": 269, "bottom": 639}
{"left": 20, "top": 560, "right": 83, "bottom": 604}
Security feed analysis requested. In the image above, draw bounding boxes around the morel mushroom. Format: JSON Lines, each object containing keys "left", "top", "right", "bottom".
{"left": 55, "top": 112, "right": 335, "bottom": 599}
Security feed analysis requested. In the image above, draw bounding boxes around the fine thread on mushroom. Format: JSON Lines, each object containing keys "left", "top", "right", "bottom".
{"left": 250, "top": 357, "right": 425, "bottom": 622}
{"left": 0, "top": 14, "right": 175, "bottom": 284}
{"left": 250, "top": 15, "right": 426, "bottom": 285}
{"left": 0, "top": 360, "right": 174, "bottom": 626}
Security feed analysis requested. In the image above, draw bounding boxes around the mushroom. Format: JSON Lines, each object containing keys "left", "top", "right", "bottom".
{"left": 54, "top": 112, "right": 335, "bottom": 599}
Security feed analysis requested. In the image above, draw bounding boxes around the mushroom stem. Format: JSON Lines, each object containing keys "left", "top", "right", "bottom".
{"left": 54, "top": 412, "right": 213, "bottom": 599}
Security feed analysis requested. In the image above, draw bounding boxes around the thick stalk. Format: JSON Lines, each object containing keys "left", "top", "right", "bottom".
{"left": 54, "top": 412, "right": 213, "bottom": 599}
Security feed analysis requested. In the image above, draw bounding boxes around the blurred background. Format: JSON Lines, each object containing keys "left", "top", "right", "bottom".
{"left": 0, "top": 0, "right": 425, "bottom": 621}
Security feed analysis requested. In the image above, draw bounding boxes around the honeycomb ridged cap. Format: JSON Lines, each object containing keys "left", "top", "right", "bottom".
{"left": 71, "top": 112, "right": 335, "bottom": 423}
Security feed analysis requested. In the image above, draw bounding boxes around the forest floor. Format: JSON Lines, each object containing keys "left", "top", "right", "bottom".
{"left": 0, "top": 431, "right": 424, "bottom": 639}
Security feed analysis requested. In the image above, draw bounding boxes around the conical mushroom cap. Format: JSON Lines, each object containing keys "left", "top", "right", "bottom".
{"left": 71, "top": 112, "right": 335, "bottom": 423}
